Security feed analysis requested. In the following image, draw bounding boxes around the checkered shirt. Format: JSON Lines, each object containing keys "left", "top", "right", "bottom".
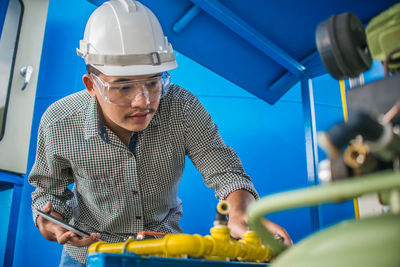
{"left": 29, "top": 84, "right": 258, "bottom": 264}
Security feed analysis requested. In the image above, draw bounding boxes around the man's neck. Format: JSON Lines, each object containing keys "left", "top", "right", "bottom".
{"left": 98, "top": 108, "right": 132, "bottom": 146}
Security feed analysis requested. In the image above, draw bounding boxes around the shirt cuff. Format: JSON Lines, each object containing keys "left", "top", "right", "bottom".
{"left": 216, "top": 180, "right": 259, "bottom": 201}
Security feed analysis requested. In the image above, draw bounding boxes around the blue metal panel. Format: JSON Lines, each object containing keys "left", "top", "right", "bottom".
{"left": 0, "top": 182, "right": 13, "bottom": 266}
{"left": 0, "top": 171, "right": 23, "bottom": 267}
{"left": 189, "top": 0, "right": 307, "bottom": 77}
{"left": 3, "top": 183, "right": 22, "bottom": 267}
{"left": 0, "top": 171, "right": 24, "bottom": 185}
{"left": 87, "top": 252, "right": 269, "bottom": 267}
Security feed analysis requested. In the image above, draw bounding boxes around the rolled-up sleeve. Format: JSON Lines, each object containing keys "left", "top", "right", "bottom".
{"left": 29, "top": 120, "right": 74, "bottom": 226}
{"left": 183, "top": 94, "right": 258, "bottom": 200}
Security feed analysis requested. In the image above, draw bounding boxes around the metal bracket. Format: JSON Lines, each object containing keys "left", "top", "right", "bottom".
{"left": 149, "top": 52, "right": 161, "bottom": 65}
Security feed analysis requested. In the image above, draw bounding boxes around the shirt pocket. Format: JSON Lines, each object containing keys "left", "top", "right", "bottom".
{"left": 75, "top": 175, "right": 120, "bottom": 216}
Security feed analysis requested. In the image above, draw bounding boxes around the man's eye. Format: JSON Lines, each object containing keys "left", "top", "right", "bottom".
{"left": 112, "top": 85, "right": 131, "bottom": 91}
{"left": 146, "top": 81, "right": 158, "bottom": 88}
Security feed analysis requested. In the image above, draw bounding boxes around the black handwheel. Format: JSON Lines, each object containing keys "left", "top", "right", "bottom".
{"left": 316, "top": 12, "right": 372, "bottom": 80}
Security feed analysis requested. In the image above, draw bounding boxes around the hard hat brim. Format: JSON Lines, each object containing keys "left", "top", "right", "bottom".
{"left": 93, "top": 61, "right": 178, "bottom": 76}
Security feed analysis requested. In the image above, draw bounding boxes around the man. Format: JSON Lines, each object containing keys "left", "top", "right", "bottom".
{"left": 29, "top": 0, "right": 291, "bottom": 265}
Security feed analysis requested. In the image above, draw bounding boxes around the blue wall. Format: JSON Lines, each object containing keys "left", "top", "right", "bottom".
{"left": 7, "top": 0, "right": 386, "bottom": 266}
{"left": 0, "top": 183, "right": 13, "bottom": 265}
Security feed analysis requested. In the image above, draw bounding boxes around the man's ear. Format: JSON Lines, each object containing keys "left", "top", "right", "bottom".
{"left": 83, "top": 74, "right": 96, "bottom": 97}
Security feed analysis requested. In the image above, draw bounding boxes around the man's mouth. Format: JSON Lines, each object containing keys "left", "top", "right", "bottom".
{"left": 126, "top": 113, "right": 147, "bottom": 120}
{"left": 125, "top": 107, "right": 155, "bottom": 120}
{"left": 125, "top": 109, "right": 154, "bottom": 122}
{"left": 130, "top": 112, "right": 148, "bottom": 117}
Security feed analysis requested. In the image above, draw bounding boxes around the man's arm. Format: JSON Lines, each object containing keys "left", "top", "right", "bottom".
{"left": 181, "top": 91, "right": 292, "bottom": 244}
{"left": 29, "top": 121, "right": 100, "bottom": 247}
{"left": 226, "top": 189, "right": 292, "bottom": 245}
{"left": 29, "top": 122, "right": 74, "bottom": 225}
{"left": 182, "top": 91, "right": 258, "bottom": 200}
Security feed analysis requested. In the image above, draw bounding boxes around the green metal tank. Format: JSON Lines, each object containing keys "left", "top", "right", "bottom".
{"left": 247, "top": 170, "right": 400, "bottom": 267}
{"left": 271, "top": 214, "right": 400, "bottom": 267}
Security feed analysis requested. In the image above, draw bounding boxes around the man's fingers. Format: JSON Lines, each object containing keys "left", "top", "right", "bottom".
{"left": 229, "top": 228, "right": 244, "bottom": 240}
{"left": 262, "top": 218, "right": 293, "bottom": 246}
{"left": 41, "top": 202, "right": 52, "bottom": 213}
{"left": 55, "top": 230, "right": 101, "bottom": 246}
{"left": 227, "top": 219, "right": 247, "bottom": 239}
{"left": 66, "top": 233, "right": 101, "bottom": 247}
{"left": 57, "top": 231, "right": 75, "bottom": 245}
{"left": 274, "top": 228, "right": 293, "bottom": 246}
{"left": 37, "top": 204, "right": 101, "bottom": 247}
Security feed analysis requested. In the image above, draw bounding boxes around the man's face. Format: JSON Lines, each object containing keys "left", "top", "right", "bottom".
{"left": 88, "top": 73, "right": 161, "bottom": 133}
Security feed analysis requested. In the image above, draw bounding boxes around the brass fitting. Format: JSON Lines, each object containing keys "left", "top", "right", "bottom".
{"left": 216, "top": 200, "right": 230, "bottom": 215}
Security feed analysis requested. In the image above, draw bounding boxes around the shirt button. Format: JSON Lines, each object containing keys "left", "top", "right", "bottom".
{"left": 128, "top": 153, "right": 133, "bottom": 158}
{"left": 132, "top": 190, "right": 138, "bottom": 194}
{"left": 136, "top": 216, "right": 142, "bottom": 220}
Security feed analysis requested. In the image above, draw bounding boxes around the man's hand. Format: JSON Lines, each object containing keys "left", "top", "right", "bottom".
{"left": 226, "top": 190, "right": 293, "bottom": 246}
{"left": 37, "top": 202, "right": 100, "bottom": 247}
{"left": 228, "top": 211, "right": 292, "bottom": 246}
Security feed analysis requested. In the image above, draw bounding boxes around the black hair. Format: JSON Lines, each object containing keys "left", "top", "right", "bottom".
{"left": 86, "top": 64, "right": 102, "bottom": 76}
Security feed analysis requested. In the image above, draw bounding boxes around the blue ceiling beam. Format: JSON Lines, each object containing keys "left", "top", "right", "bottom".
{"left": 189, "top": 0, "right": 307, "bottom": 78}
{"left": 173, "top": 5, "right": 201, "bottom": 33}
{"left": 266, "top": 52, "right": 326, "bottom": 103}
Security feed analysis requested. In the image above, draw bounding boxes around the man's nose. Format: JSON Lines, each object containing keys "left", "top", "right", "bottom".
{"left": 130, "top": 90, "right": 150, "bottom": 108}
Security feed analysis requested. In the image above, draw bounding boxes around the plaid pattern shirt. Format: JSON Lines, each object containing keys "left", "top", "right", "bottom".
{"left": 29, "top": 84, "right": 258, "bottom": 264}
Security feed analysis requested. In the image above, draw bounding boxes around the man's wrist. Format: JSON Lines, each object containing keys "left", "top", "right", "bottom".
{"left": 226, "top": 189, "right": 255, "bottom": 212}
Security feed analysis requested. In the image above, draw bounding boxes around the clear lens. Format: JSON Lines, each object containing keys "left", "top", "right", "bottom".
{"left": 107, "top": 77, "right": 162, "bottom": 104}
{"left": 91, "top": 73, "right": 170, "bottom": 106}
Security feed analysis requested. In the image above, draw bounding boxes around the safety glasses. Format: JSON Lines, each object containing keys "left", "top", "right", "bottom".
{"left": 91, "top": 72, "right": 170, "bottom": 106}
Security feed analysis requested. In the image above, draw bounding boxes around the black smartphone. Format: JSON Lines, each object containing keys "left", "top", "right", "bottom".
{"left": 36, "top": 209, "right": 90, "bottom": 238}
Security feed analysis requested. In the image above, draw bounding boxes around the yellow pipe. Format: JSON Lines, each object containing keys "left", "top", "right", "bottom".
{"left": 339, "top": 79, "right": 348, "bottom": 123}
{"left": 339, "top": 79, "right": 360, "bottom": 220}
{"left": 239, "top": 231, "right": 272, "bottom": 262}
{"left": 89, "top": 226, "right": 271, "bottom": 262}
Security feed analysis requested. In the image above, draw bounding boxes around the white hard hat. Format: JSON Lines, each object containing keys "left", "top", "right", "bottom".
{"left": 77, "top": 0, "right": 177, "bottom": 76}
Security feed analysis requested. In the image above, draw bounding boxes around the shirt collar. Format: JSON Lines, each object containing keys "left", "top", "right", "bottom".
{"left": 83, "top": 96, "right": 100, "bottom": 140}
{"left": 147, "top": 97, "right": 166, "bottom": 127}
{"left": 148, "top": 107, "right": 161, "bottom": 127}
